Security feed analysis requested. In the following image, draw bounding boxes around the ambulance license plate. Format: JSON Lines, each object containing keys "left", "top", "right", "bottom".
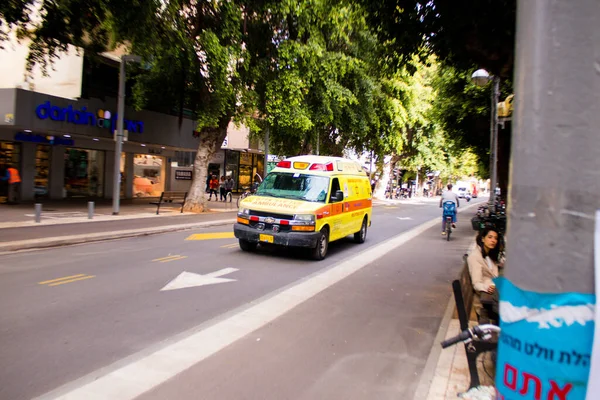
{"left": 259, "top": 234, "right": 274, "bottom": 243}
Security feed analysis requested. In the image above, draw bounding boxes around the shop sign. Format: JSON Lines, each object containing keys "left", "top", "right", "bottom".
{"left": 175, "top": 170, "right": 192, "bottom": 180}
{"left": 35, "top": 101, "right": 144, "bottom": 134}
{"left": 14, "top": 132, "right": 74, "bottom": 146}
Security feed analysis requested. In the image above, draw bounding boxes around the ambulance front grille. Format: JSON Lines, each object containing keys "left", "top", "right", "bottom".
{"left": 249, "top": 210, "right": 295, "bottom": 220}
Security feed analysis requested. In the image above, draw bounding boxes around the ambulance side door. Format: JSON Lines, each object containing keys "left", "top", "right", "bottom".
{"left": 327, "top": 177, "right": 346, "bottom": 241}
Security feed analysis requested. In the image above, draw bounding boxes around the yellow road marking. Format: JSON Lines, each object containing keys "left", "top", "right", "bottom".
{"left": 47, "top": 275, "right": 96, "bottom": 286}
{"left": 152, "top": 255, "right": 184, "bottom": 262}
{"left": 39, "top": 274, "right": 86, "bottom": 285}
{"left": 186, "top": 232, "right": 235, "bottom": 241}
{"left": 220, "top": 243, "right": 239, "bottom": 249}
{"left": 159, "top": 256, "right": 188, "bottom": 263}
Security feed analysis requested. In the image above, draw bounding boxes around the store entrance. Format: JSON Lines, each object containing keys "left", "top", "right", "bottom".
{"left": 64, "top": 148, "right": 105, "bottom": 198}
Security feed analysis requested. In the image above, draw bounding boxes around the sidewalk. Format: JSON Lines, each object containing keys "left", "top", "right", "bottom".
{"left": 0, "top": 197, "right": 238, "bottom": 253}
{"left": 424, "top": 320, "right": 496, "bottom": 400}
{"left": 420, "top": 251, "right": 496, "bottom": 398}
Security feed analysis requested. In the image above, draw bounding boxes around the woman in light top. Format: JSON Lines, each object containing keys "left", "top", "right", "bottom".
{"left": 468, "top": 227, "right": 501, "bottom": 295}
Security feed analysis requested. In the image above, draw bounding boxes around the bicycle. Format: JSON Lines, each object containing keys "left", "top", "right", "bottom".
{"left": 225, "top": 190, "right": 233, "bottom": 203}
{"left": 441, "top": 324, "right": 501, "bottom": 349}
{"left": 442, "top": 201, "right": 456, "bottom": 241}
{"left": 236, "top": 186, "right": 252, "bottom": 207}
{"left": 441, "top": 324, "right": 500, "bottom": 398}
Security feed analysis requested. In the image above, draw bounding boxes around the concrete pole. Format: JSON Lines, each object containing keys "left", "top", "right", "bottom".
{"left": 316, "top": 132, "right": 320, "bottom": 155}
{"left": 112, "top": 58, "right": 126, "bottom": 215}
{"left": 263, "top": 124, "right": 270, "bottom": 179}
{"left": 505, "top": 0, "right": 600, "bottom": 294}
{"left": 489, "top": 76, "right": 499, "bottom": 206}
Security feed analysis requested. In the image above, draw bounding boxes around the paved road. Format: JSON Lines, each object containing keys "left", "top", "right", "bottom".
{"left": 0, "top": 198, "right": 485, "bottom": 400}
{"left": 0, "top": 212, "right": 235, "bottom": 243}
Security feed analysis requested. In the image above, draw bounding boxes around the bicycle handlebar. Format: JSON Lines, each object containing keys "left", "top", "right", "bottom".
{"left": 440, "top": 324, "right": 501, "bottom": 349}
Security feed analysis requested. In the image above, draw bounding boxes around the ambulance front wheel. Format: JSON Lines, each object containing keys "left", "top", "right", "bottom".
{"left": 239, "top": 239, "right": 258, "bottom": 252}
{"left": 312, "top": 228, "right": 329, "bottom": 261}
{"left": 354, "top": 217, "right": 368, "bottom": 244}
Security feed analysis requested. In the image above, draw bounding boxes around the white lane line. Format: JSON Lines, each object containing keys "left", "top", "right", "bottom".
{"left": 37, "top": 205, "right": 478, "bottom": 400}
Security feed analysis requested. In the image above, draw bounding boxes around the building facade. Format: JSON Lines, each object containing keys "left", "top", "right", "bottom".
{"left": 0, "top": 88, "right": 263, "bottom": 201}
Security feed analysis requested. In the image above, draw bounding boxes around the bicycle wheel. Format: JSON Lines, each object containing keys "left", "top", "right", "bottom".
{"left": 236, "top": 192, "right": 246, "bottom": 207}
{"left": 446, "top": 217, "right": 452, "bottom": 241}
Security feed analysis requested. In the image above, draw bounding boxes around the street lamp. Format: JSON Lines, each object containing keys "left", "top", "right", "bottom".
{"left": 112, "top": 54, "right": 142, "bottom": 215}
{"left": 471, "top": 68, "right": 500, "bottom": 206}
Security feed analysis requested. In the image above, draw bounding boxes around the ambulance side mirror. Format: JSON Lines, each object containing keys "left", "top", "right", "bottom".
{"left": 333, "top": 190, "right": 344, "bottom": 202}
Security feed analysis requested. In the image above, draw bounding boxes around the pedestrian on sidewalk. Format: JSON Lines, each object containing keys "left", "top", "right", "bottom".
{"left": 219, "top": 175, "right": 226, "bottom": 201}
{"left": 225, "top": 176, "right": 234, "bottom": 202}
{"left": 1, "top": 164, "right": 21, "bottom": 204}
{"left": 208, "top": 175, "right": 219, "bottom": 201}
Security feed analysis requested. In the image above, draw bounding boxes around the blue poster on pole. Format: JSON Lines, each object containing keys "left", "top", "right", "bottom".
{"left": 495, "top": 277, "right": 595, "bottom": 399}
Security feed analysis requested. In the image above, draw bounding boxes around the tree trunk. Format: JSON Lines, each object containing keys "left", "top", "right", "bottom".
{"left": 184, "top": 118, "right": 230, "bottom": 213}
{"left": 373, "top": 154, "right": 399, "bottom": 199}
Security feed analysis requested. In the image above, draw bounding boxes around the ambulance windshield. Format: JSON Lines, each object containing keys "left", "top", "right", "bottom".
{"left": 256, "top": 172, "right": 330, "bottom": 203}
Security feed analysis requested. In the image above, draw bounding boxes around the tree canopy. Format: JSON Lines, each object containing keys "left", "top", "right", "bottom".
{"left": 0, "top": 0, "right": 515, "bottom": 204}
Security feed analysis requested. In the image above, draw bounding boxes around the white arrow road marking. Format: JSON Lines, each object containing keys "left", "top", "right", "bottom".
{"left": 397, "top": 217, "right": 413, "bottom": 220}
{"left": 160, "top": 268, "right": 239, "bottom": 291}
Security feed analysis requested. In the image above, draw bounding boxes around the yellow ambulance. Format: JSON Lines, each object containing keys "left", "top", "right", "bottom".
{"left": 234, "top": 155, "right": 372, "bottom": 260}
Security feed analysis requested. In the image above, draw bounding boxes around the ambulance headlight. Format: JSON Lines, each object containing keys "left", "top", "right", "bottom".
{"left": 293, "top": 214, "right": 315, "bottom": 224}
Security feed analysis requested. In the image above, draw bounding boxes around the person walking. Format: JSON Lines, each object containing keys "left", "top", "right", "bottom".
{"left": 219, "top": 175, "right": 226, "bottom": 201}
{"left": 225, "top": 175, "right": 234, "bottom": 202}
{"left": 208, "top": 175, "right": 219, "bottom": 201}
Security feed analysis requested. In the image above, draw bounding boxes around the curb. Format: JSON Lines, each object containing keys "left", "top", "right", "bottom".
{"left": 0, "top": 218, "right": 236, "bottom": 254}
{"left": 413, "top": 295, "right": 455, "bottom": 400}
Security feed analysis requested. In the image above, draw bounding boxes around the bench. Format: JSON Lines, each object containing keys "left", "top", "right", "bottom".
{"left": 451, "top": 254, "right": 498, "bottom": 389}
{"left": 149, "top": 191, "right": 188, "bottom": 215}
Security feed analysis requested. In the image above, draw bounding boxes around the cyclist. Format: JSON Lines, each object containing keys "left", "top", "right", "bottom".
{"left": 439, "top": 183, "right": 460, "bottom": 235}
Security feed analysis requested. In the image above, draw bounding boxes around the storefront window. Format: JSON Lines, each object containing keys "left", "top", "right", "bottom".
{"left": 238, "top": 164, "right": 252, "bottom": 190}
{"left": 133, "top": 154, "right": 165, "bottom": 197}
{"left": 120, "top": 153, "right": 126, "bottom": 197}
{"left": 225, "top": 150, "right": 239, "bottom": 191}
{"left": 0, "top": 142, "right": 20, "bottom": 167}
{"left": 35, "top": 145, "right": 50, "bottom": 198}
{"left": 64, "top": 148, "right": 105, "bottom": 197}
{"left": 255, "top": 154, "right": 265, "bottom": 182}
{"left": 0, "top": 142, "right": 20, "bottom": 201}
{"left": 174, "top": 151, "right": 196, "bottom": 167}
